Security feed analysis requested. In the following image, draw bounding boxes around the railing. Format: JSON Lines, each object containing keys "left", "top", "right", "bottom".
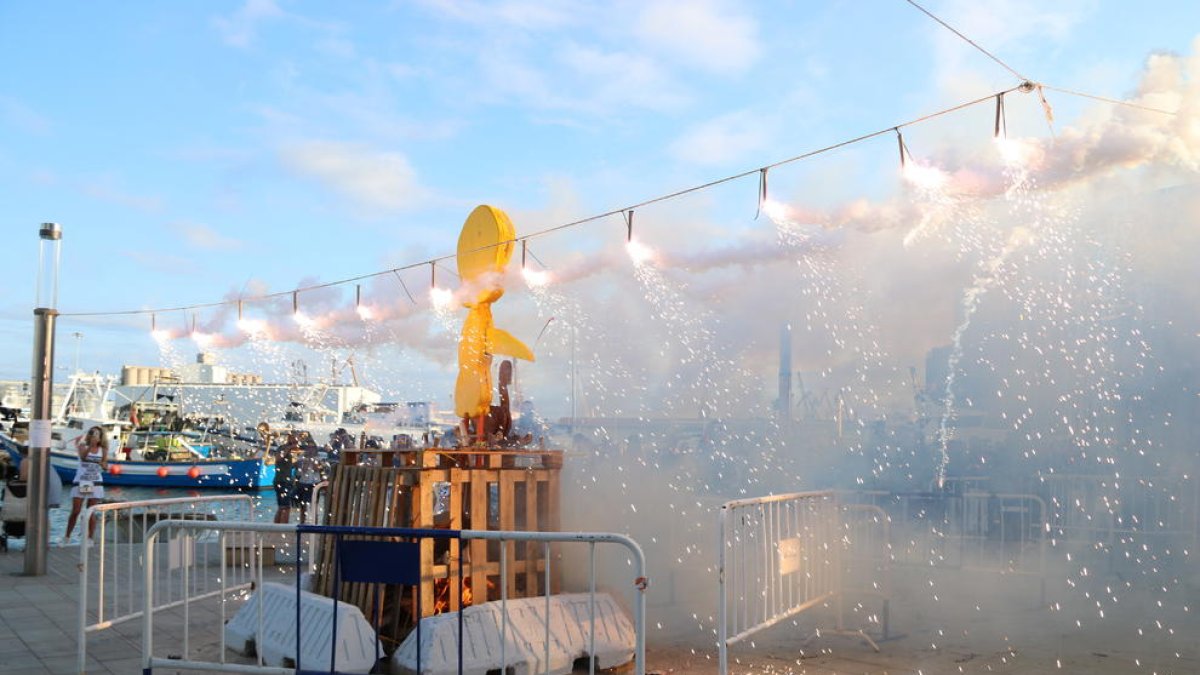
{"left": 140, "top": 521, "right": 648, "bottom": 675}
{"left": 718, "top": 491, "right": 885, "bottom": 675}
{"left": 77, "top": 494, "right": 256, "bottom": 674}
{"left": 837, "top": 489, "right": 1047, "bottom": 605}
{"left": 840, "top": 503, "right": 892, "bottom": 639}
{"left": 960, "top": 492, "right": 1047, "bottom": 601}
{"left": 302, "top": 480, "right": 329, "bottom": 575}
{"left": 1036, "top": 474, "right": 1200, "bottom": 565}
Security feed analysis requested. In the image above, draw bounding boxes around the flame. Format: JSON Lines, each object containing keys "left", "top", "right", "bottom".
{"left": 429, "top": 287, "right": 454, "bottom": 310}
{"left": 522, "top": 267, "right": 552, "bottom": 288}
{"left": 237, "top": 318, "right": 269, "bottom": 336}
{"left": 626, "top": 239, "right": 656, "bottom": 266}
{"left": 760, "top": 197, "right": 791, "bottom": 222}
{"left": 431, "top": 576, "right": 494, "bottom": 614}
{"left": 901, "top": 160, "right": 950, "bottom": 191}
{"left": 994, "top": 136, "right": 1040, "bottom": 169}
{"left": 191, "top": 331, "right": 214, "bottom": 349}
{"left": 356, "top": 304, "right": 374, "bottom": 321}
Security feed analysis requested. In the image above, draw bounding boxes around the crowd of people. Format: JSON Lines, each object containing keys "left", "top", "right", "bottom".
{"left": 270, "top": 431, "right": 329, "bottom": 524}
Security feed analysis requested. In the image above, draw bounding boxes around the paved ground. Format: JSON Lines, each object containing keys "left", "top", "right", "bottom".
{"left": 0, "top": 546, "right": 142, "bottom": 674}
{"left": 2, "top": 543, "right": 1198, "bottom": 674}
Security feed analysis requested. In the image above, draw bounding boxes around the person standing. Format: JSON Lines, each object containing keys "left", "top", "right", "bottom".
{"left": 295, "top": 446, "right": 323, "bottom": 524}
{"left": 272, "top": 433, "right": 299, "bottom": 524}
{"left": 63, "top": 426, "right": 108, "bottom": 544}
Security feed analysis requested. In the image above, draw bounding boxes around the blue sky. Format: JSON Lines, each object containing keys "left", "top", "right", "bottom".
{"left": 1, "top": 1, "right": 1198, "bottom": 412}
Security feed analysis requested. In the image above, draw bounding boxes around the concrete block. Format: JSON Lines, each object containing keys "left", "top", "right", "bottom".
{"left": 391, "top": 592, "right": 635, "bottom": 675}
{"left": 223, "top": 581, "right": 382, "bottom": 673}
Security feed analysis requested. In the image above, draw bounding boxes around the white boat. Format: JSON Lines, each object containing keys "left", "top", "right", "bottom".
{"left": 0, "top": 373, "right": 273, "bottom": 489}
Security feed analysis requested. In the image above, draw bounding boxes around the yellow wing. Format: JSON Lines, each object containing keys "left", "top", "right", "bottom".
{"left": 489, "top": 326, "right": 535, "bottom": 362}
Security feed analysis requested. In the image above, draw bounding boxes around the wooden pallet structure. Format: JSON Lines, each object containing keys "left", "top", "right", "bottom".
{"left": 311, "top": 448, "right": 563, "bottom": 641}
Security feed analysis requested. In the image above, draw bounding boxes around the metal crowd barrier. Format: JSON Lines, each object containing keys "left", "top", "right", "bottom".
{"left": 718, "top": 491, "right": 885, "bottom": 675}
{"left": 139, "top": 521, "right": 648, "bottom": 675}
{"left": 840, "top": 503, "right": 892, "bottom": 639}
{"left": 303, "top": 480, "right": 329, "bottom": 575}
{"left": 1037, "top": 473, "right": 1200, "bottom": 565}
{"left": 76, "top": 494, "right": 256, "bottom": 674}
{"left": 958, "top": 492, "right": 1047, "bottom": 602}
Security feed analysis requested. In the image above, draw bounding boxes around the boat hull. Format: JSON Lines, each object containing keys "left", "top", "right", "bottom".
{"left": 3, "top": 439, "right": 273, "bottom": 489}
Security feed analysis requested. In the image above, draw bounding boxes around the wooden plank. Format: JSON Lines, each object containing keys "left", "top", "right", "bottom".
{"left": 415, "top": 473, "right": 435, "bottom": 617}
{"left": 546, "top": 469, "right": 562, "bottom": 594}
{"left": 312, "top": 460, "right": 564, "bottom": 614}
{"left": 524, "top": 471, "right": 538, "bottom": 595}
{"left": 499, "top": 471, "right": 517, "bottom": 596}
{"left": 358, "top": 469, "right": 388, "bottom": 609}
{"left": 469, "top": 471, "right": 489, "bottom": 605}
{"left": 448, "top": 468, "right": 462, "bottom": 612}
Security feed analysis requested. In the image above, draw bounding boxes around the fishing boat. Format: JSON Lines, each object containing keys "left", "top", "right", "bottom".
{"left": 0, "top": 374, "right": 274, "bottom": 489}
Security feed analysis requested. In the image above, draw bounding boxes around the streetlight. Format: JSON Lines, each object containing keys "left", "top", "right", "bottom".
{"left": 70, "top": 331, "right": 85, "bottom": 374}
{"left": 26, "top": 222, "right": 61, "bottom": 575}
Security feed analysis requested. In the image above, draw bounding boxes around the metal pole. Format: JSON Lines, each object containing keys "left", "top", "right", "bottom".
{"left": 25, "top": 307, "right": 56, "bottom": 575}
{"left": 26, "top": 222, "right": 61, "bottom": 576}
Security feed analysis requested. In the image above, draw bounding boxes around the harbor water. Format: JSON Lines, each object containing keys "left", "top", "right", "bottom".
{"left": 6, "top": 481, "right": 278, "bottom": 547}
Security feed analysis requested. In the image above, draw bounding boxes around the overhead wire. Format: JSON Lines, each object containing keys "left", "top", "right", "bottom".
{"left": 1041, "top": 84, "right": 1178, "bottom": 116}
{"left": 58, "top": 85, "right": 1022, "bottom": 319}
{"left": 903, "top": 0, "right": 1179, "bottom": 119}
{"left": 902, "top": 0, "right": 1029, "bottom": 83}
{"left": 59, "top": 8, "right": 1179, "bottom": 321}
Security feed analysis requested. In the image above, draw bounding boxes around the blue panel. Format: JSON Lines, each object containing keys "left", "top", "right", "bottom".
{"left": 337, "top": 540, "right": 421, "bottom": 585}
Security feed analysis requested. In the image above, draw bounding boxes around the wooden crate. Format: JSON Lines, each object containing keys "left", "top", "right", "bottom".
{"left": 312, "top": 450, "right": 563, "bottom": 641}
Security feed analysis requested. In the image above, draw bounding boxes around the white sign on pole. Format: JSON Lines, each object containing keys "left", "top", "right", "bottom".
{"left": 29, "top": 420, "right": 52, "bottom": 448}
{"left": 778, "top": 537, "right": 802, "bottom": 576}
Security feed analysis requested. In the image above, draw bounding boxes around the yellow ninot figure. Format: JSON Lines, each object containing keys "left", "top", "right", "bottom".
{"left": 454, "top": 205, "right": 534, "bottom": 444}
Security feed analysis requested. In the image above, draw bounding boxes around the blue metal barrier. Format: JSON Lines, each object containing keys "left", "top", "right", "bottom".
{"left": 141, "top": 521, "right": 647, "bottom": 675}
{"left": 293, "top": 525, "right": 461, "bottom": 675}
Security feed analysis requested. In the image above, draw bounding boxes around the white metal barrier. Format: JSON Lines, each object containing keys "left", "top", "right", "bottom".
{"left": 718, "top": 491, "right": 885, "bottom": 675}
{"left": 1037, "top": 474, "right": 1199, "bottom": 559}
{"left": 139, "top": 521, "right": 648, "bottom": 675}
{"left": 840, "top": 503, "right": 892, "bottom": 639}
{"left": 303, "top": 480, "right": 329, "bottom": 575}
{"left": 77, "top": 494, "right": 256, "bottom": 674}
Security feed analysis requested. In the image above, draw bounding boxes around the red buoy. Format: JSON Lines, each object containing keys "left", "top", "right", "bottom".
{"left": 109, "top": 463, "right": 122, "bottom": 475}
{"left": 187, "top": 466, "right": 201, "bottom": 479}
{"left": 157, "top": 466, "right": 169, "bottom": 478}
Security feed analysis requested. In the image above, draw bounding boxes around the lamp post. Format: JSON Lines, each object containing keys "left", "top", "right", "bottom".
{"left": 25, "top": 222, "right": 61, "bottom": 575}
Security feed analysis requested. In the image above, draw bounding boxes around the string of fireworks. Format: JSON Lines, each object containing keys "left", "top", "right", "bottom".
{"left": 58, "top": 81, "right": 1175, "bottom": 325}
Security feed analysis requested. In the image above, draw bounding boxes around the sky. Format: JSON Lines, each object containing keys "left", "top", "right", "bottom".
{"left": 1, "top": 0, "right": 1199, "bottom": 419}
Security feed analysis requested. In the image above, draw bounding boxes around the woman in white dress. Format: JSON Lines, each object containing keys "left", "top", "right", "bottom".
{"left": 63, "top": 426, "right": 108, "bottom": 543}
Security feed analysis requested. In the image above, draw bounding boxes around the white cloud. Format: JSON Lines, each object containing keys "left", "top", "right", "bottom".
{"left": 1, "top": 96, "right": 51, "bottom": 135}
{"left": 81, "top": 177, "right": 164, "bottom": 213}
{"left": 634, "top": 0, "right": 761, "bottom": 75}
{"left": 174, "top": 222, "right": 245, "bottom": 251}
{"left": 668, "top": 110, "right": 772, "bottom": 166}
{"left": 929, "top": 0, "right": 1090, "bottom": 87}
{"left": 559, "top": 43, "right": 689, "bottom": 111}
{"left": 119, "top": 249, "right": 198, "bottom": 275}
{"left": 416, "top": 0, "right": 578, "bottom": 31}
{"left": 212, "top": 0, "right": 285, "bottom": 48}
{"left": 476, "top": 43, "right": 688, "bottom": 115}
{"left": 316, "top": 36, "right": 357, "bottom": 59}
{"left": 279, "top": 140, "right": 429, "bottom": 213}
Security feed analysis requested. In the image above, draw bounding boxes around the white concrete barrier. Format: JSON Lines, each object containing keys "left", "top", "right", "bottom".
{"left": 224, "top": 581, "right": 382, "bottom": 673}
{"left": 391, "top": 592, "right": 635, "bottom": 675}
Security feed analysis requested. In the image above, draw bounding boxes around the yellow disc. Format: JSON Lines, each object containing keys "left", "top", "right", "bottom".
{"left": 457, "top": 205, "right": 515, "bottom": 281}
